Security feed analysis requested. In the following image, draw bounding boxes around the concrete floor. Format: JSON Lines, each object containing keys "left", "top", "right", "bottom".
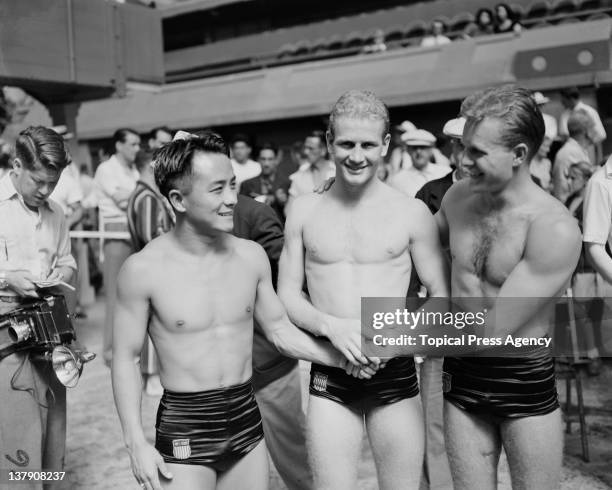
{"left": 58, "top": 296, "right": 612, "bottom": 489}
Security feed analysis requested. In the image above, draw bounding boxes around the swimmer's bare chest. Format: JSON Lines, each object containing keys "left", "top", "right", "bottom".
{"left": 448, "top": 203, "right": 532, "bottom": 294}
{"left": 146, "top": 255, "right": 258, "bottom": 334}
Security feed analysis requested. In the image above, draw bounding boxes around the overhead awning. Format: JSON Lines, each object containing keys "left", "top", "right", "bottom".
{"left": 76, "top": 18, "right": 612, "bottom": 139}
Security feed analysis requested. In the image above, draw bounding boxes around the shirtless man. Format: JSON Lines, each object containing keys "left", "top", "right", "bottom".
{"left": 437, "top": 86, "right": 581, "bottom": 489}
{"left": 278, "top": 90, "right": 449, "bottom": 490}
{"left": 111, "top": 132, "right": 370, "bottom": 490}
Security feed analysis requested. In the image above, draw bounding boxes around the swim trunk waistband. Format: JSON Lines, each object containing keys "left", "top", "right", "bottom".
{"left": 309, "top": 357, "right": 419, "bottom": 413}
{"left": 155, "top": 379, "right": 264, "bottom": 471}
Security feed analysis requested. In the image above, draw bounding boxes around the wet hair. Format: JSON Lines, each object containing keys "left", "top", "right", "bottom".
{"left": 148, "top": 126, "right": 172, "bottom": 142}
{"left": 328, "top": 90, "right": 390, "bottom": 140}
{"left": 230, "top": 133, "right": 251, "bottom": 147}
{"left": 460, "top": 85, "right": 544, "bottom": 161}
{"left": 112, "top": 128, "right": 139, "bottom": 146}
{"left": 567, "top": 109, "right": 594, "bottom": 139}
{"left": 134, "top": 149, "right": 154, "bottom": 172}
{"left": 257, "top": 141, "right": 278, "bottom": 158}
{"left": 153, "top": 131, "right": 229, "bottom": 200}
{"left": 15, "top": 126, "right": 70, "bottom": 172}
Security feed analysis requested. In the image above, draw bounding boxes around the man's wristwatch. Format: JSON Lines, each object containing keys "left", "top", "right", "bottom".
{"left": 0, "top": 272, "right": 8, "bottom": 290}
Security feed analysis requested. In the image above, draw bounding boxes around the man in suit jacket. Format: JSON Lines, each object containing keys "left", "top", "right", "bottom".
{"left": 234, "top": 194, "right": 313, "bottom": 490}
{"left": 240, "top": 142, "right": 291, "bottom": 221}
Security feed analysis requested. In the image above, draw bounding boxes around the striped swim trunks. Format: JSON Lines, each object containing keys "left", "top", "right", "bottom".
{"left": 155, "top": 379, "right": 264, "bottom": 471}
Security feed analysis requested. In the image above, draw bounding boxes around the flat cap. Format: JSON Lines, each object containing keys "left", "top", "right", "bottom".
{"left": 401, "top": 129, "right": 436, "bottom": 147}
{"left": 442, "top": 117, "right": 466, "bottom": 139}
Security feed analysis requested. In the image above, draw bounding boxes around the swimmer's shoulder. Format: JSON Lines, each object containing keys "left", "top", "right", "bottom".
{"left": 528, "top": 190, "right": 581, "bottom": 243}
{"left": 285, "top": 192, "right": 323, "bottom": 225}
{"left": 230, "top": 235, "right": 269, "bottom": 272}
{"left": 380, "top": 181, "right": 437, "bottom": 218}
{"left": 121, "top": 234, "right": 173, "bottom": 277}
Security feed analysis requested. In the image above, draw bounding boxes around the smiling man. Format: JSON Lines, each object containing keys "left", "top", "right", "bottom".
{"left": 278, "top": 90, "right": 449, "bottom": 490}
{"left": 111, "top": 132, "right": 367, "bottom": 490}
{"left": 437, "top": 86, "right": 581, "bottom": 489}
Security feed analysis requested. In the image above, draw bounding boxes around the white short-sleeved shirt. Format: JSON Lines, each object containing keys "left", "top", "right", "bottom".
{"left": 288, "top": 160, "right": 336, "bottom": 198}
{"left": 559, "top": 101, "right": 607, "bottom": 144}
{"left": 94, "top": 155, "right": 139, "bottom": 219}
{"left": 583, "top": 157, "right": 612, "bottom": 249}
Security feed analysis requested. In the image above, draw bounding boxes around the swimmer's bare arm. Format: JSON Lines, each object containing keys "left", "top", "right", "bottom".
{"left": 111, "top": 255, "right": 172, "bottom": 490}
{"left": 252, "top": 242, "right": 376, "bottom": 378}
{"left": 483, "top": 214, "right": 581, "bottom": 338}
{"left": 278, "top": 197, "right": 370, "bottom": 366}
{"left": 411, "top": 200, "right": 450, "bottom": 297}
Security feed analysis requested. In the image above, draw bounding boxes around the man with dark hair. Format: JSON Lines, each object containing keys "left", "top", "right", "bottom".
{"left": 438, "top": 86, "right": 581, "bottom": 489}
{"left": 94, "top": 127, "right": 141, "bottom": 365}
{"left": 112, "top": 131, "right": 367, "bottom": 490}
{"left": 279, "top": 90, "right": 449, "bottom": 490}
{"left": 240, "top": 142, "right": 291, "bottom": 220}
{"left": 0, "top": 126, "right": 76, "bottom": 487}
{"left": 230, "top": 133, "right": 261, "bottom": 189}
{"left": 147, "top": 126, "right": 173, "bottom": 150}
{"left": 287, "top": 130, "right": 335, "bottom": 201}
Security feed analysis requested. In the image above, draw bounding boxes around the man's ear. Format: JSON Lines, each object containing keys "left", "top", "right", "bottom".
{"left": 381, "top": 133, "right": 392, "bottom": 158}
{"left": 513, "top": 143, "right": 529, "bottom": 167}
{"left": 12, "top": 158, "right": 23, "bottom": 174}
{"left": 168, "top": 189, "right": 186, "bottom": 213}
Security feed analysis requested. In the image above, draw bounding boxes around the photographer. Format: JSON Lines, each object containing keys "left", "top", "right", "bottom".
{"left": 0, "top": 126, "right": 76, "bottom": 488}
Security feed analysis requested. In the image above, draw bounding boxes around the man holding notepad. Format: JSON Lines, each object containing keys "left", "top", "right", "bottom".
{"left": 0, "top": 126, "right": 76, "bottom": 489}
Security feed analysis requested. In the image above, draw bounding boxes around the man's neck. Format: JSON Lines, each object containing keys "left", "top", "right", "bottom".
{"left": 332, "top": 174, "right": 380, "bottom": 204}
{"left": 572, "top": 135, "right": 591, "bottom": 151}
{"left": 172, "top": 221, "right": 229, "bottom": 256}
{"left": 479, "top": 167, "right": 534, "bottom": 210}
{"left": 311, "top": 159, "right": 326, "bottom": 170}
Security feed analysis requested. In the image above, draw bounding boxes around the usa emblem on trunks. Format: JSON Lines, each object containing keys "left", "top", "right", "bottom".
{"left": 312, "top": 372, "right": 328, "bottom": 392}
{"left": 172, "top": 439, "right": 191, "bottom": 460}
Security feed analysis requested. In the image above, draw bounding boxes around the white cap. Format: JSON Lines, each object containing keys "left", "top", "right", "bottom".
{"left": 396, "top": 120, "right": 417, "bottom": 133}
{"left": 442, "top": 117, "right": 466, "bottom": 139}
{"left": 401, "top": 129, "right": 436, "bottom": 147}
{"left": 533, "top": 91, "right": 550, "bottom": 105}
{"left": 173, "top": 130, "right": 196, "bottom": 141}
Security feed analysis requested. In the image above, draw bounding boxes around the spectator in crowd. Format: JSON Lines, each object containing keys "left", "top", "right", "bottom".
{"left": 474, "top": 8, "right": 495, "bottom": 36}
{"left": 413, "top": 116, "right": 467, "bottom": 490}
{"left": 94, "top": 128, "right": 140, "bottom": 365}
{"left": 493, "top": 3, "right": 522, "bottom": 34}
{"left": 362, "top": 29, "right": 387, "bottom": 54}
{"left": 553, "top": 110, "right": 593, "bottom": 203}
{"left": 147, "top": 126, "right": 173, "bottom": 150}
{"left": 530, "top": 136, "right": 553, "bottom": 192}
{"left": 233, "top": 193, "right": 314, "bottom": 490}
{"left": 565, "top": 161, "right": 603, "bottom": 375}
{"left": 79, "top": 163, "right": 98, "bottom": 210}
{"left": 387, "top": 129, "right": 452, "bottom": 197}
{"left": 388, "top": 120, "right": 416, "bottom": 175}
{"left": 559, "top": 87, "right": 606, "bottom": 144}
{"left": 0, "top": 126, "right": 76, "bottom": 484}
{"left": 421, "top": 19, "right": 452, "bottom": 47}
{"left": 126, "top": 149, "right": 174, "bottom": 396}
{"left": 240, "top": 142, "right": 291, "bottom": 221}
{"left": 533, "top": 91, "right": 558, "bottom": 141}
{"left": 287, "top": 130, "right": 335, "bottom": 201}
{"left": 230, "top": 133, "right": 261, "bottom": 189}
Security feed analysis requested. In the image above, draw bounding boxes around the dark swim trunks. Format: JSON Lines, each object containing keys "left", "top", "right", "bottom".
{"left": 155, "top": 379, "right": 264, "bottom": 471}
{"left": 309, "top": 357, "right": 419, "bottom": 413}
{"left": 443, "top": 347, "right": 559, "bottom": 419}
